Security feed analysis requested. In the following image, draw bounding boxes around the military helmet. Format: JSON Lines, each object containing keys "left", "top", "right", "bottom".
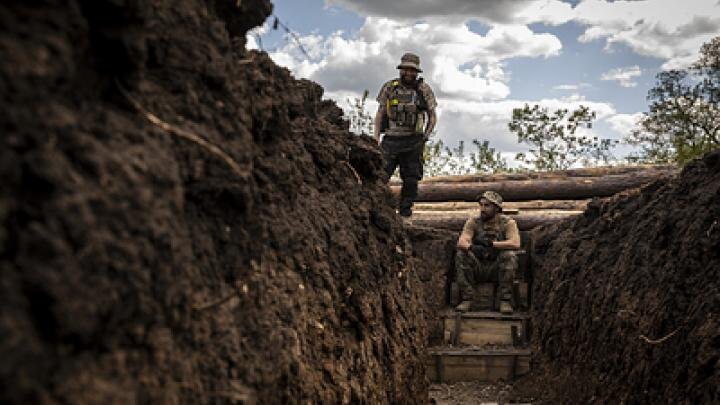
{"left": 397, "top": 52, "right": 423, "bottom": 73}
{"left": 478, "top": 190, "right": 503, "bottom": 210}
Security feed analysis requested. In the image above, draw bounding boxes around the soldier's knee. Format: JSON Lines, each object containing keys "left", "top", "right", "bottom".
{"left": 497, "top": 251, "right": 518, "bottom": 268}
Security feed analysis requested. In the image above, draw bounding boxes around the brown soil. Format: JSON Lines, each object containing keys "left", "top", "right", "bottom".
{"left": 0, "top": 1, "right": 434, "bottom": 403}
{"left": 529, "top": 151, "right": 720, "bottom": 404}
{"left": 429, "top": 381, "right": 527, "bottom": 404}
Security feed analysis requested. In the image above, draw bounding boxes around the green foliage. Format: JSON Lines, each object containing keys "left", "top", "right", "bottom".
{"left": 423, "top": 138, "right": 509, "bottom": 176}
{"left": 627, "top": 36, "right": 720, "bottom": 165}
{"left": 508, "top": 104, "right": 617, "bottom": 170}
{"left": 346, "top": 90, "right": 374, "bottom": 135}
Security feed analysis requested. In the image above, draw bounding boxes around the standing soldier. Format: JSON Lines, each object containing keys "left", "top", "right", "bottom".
{"left": 374, "top": 52, "right": 437, "bottom": 218}
{"left": 455, "top": 191, "right": 521, "bottom": 313}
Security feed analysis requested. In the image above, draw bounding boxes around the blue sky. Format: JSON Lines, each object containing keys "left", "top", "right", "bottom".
{"left": 250, "top": 0, "right": 720, "bottom": 165}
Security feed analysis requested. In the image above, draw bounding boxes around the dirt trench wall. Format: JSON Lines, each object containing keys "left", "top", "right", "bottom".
{"left": 530, "top": 151, "right": 720, "bottom": 403}
{"left": 406, "top": 226, "right": 457, "bottom": 344}
{"left": 0, "top": 1, "right": 431, "bottom": 403}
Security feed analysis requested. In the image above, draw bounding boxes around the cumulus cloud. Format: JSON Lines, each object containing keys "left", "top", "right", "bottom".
{"left": 325, "top": 0, "right": 575, "bottom": 26}
{"left": 606, "top": 112, "right": 644, "bottom": 135}
{"left": 251, "top": 1, "right": 696, "bottom": 163}
{"left": 552, "top": 83, "right": 591, "bottom": 91}
{"left": 327, "top": 0, "right": 719, "bottom": 71}
{"left": 574, "top": 0, "right": 720, "bottom": 69}
{"left": 263, "top": 17, "right": 562, "bottom": 102}
{"left": 601, "top": 65, "right": 642, "bottom": 87}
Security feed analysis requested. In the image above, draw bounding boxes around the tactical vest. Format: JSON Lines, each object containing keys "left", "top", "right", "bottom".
{"left": 472, "top": 214, "right": 511, "bottom": 245}
{"left": 384, "top": 79, "right": 427, "bottom": 136}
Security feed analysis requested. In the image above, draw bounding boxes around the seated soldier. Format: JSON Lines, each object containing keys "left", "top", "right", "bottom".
{"left": 455, "top": 191, "right": 521, "bottom": 313}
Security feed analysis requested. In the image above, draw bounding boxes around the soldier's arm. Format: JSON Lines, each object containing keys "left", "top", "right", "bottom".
{"left": 457, "top": 219, "right": 475, "bottom": 250}
{"left": 374, "top": 82, "right": 389, "bottom": 144}
{"left": 421, "top": 82, "right": 438, "bottom": 138}
{"left": 492, "top": 219, "right": 521, "bottom": 250}
{"left": 425, "top": 109, "right": 437, "bottom": 138}
{"left": 374, "top": 106, "right": 384, "bottom": 144}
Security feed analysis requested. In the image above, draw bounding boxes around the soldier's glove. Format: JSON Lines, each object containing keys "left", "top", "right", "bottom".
{"left": 471, "top": 240, "right": 497, "bottom": 260}
{"left": 474, "top": 237, "right": 494, "bottom": 248}
{"left": 470, "top": 244, "right": 489, "bottom": 258}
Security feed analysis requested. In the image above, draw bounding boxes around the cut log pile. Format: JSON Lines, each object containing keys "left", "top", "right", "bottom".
{"left": 400, "top": 166, "right": 677, "bottom": 231}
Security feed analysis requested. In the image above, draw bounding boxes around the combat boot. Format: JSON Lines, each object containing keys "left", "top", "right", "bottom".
{"left": 499, "top": 300, "right": 513, "bottom": 314}
{"left": 455, "top": 300, "right": 472, "bottom": 312}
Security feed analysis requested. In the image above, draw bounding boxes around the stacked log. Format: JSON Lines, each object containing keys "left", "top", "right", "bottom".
{"left": 410, "top": 211, "right": 583, "bottom": 231}
{"left": 389, "top": 165, "right": 675, "bottom": 185}
{"left": 391, "top": 169, "right": 675, "bottom": 202}
{"left": 413, "top": 200, "right": 591, "bottom": 212}
{"left": 395, "top": 166, "right": 677, "bottom": 231}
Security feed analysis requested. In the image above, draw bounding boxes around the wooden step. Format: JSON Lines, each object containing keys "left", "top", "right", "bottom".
{"left": 441, "top": 311, "right": 530, "bottom": 346}
{"left": 427, "top": 347, "right": 531, "bottom": 383}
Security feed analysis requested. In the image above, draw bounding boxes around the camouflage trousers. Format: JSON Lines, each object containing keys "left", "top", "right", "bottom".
{"left": 380, "top": 135, "right": 424, "bottom": 215}
{"left": 455, "top": 249, "right": 518, "bottom": 303}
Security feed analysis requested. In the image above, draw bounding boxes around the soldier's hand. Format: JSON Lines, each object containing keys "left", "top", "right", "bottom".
{"left": 457, "top": 236, "right": 471, "bottom": 250}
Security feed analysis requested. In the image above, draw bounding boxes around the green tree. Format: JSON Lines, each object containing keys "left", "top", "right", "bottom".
{"left": 422, "top": 138, "right": 509, "bottom": 176}
{"left": 468, "top": 139, "right": 509, "bottom": 173}
{"left": 508, "top": 104, "right": 617, "bottom": 170}
{"left": 627, "top": 36, "right": 720, "bottom": 165}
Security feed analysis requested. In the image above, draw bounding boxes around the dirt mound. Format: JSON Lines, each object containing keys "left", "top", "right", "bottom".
{"left": 0, "top": 1, "right": 431, "bottom": 403}
{"left": 530, "top": 151, "right": 720, "bottom": 403}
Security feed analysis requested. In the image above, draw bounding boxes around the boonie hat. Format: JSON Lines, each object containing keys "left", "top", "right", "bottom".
{"left": 397, "top": 52, "right": 423, "bottom": 73}
{"left": 478, "top": 191, "right": 503, "bottom": 210}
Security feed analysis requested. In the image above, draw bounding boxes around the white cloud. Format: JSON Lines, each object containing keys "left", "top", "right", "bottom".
{"left": 262, "top": 17, "right": 562, "bottom": 102}
{"left": 601, "top": 65, "right": 642, "bottom": 87}
{"left": 552, "top": 83, "right": 591, "bottom": 91}
{"left": 606, "top": 112, "right": 644, "bottom": 135}
{"left": 326, "top": 0, "right": 719, "bottom": 70}
{"left": 325, "top": 0, "right": 575, "bottom": 26}
{"left": 574, "top": 0, "right": 720, "bottom": 69}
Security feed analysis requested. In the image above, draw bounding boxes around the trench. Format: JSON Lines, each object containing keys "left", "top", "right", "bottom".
{"left": 2, "top": 1, "right": 718, "bottom": 403}
{"left": 403, "top": 166, "right": 680, "bottom": 404}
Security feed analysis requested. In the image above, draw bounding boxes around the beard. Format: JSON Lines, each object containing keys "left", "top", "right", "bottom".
{"left": 400, "top": 72, "right": 417, "bottom": 85}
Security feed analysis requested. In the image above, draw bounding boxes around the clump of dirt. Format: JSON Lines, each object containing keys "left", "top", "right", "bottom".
{"left": 530, "top": 151, "right": 720, "bottom": 403}
{"left": 0, "top": 1, "right": 431, "bottom": 403}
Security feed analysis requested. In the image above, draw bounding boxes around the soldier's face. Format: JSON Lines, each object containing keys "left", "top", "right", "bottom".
{"left": 479, "top": 199, "right": 497, "bottom": 220}
{"left": 400, "top": 68, "right": 418, "bottom": 83}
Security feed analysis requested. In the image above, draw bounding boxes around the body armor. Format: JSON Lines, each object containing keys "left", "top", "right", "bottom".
{"left": 385, "top": 79, "right": 427, "bottom": 136}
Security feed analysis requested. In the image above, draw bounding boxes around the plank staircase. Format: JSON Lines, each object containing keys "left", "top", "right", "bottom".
{"left": 427, "top": 247, "right": 534, "bottom": 386}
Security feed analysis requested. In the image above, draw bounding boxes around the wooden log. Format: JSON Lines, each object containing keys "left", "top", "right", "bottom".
{"left": 392, "top": 171, "right": 673, "bottom": 202}
{"left": 410, "top": 211, "right": 582, "bottom": 231}
{"left": 413, "top": 199, "right": 591, "bottom": 211}
{"left": 389, "top": 165, "right": 676, "bottom": 184}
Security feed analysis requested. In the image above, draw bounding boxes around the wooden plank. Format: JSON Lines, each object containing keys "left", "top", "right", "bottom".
{"left": 435, "top": 354, "right": 444, "bottom": 383}
{"left": 410, "top": 211, "right": 582, "bottom": 231}
{"left": 517, "top": 281, "right": 529, "bottom": 310}
{"left": 443, "top": 317, "right": 524, "bottom": 346}
{"left": 439, "top": 310, "right": 531, "bottom": 320}
{"left": 425, "top": 349, "right": 532, "bottom": 383}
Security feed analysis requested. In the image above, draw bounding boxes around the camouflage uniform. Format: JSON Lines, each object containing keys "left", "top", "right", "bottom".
{"left": 455, "top": 214, "right": 519, "bottom": 306}
{"left": 376, "top": 53, "right": 437, "bottom": 216}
